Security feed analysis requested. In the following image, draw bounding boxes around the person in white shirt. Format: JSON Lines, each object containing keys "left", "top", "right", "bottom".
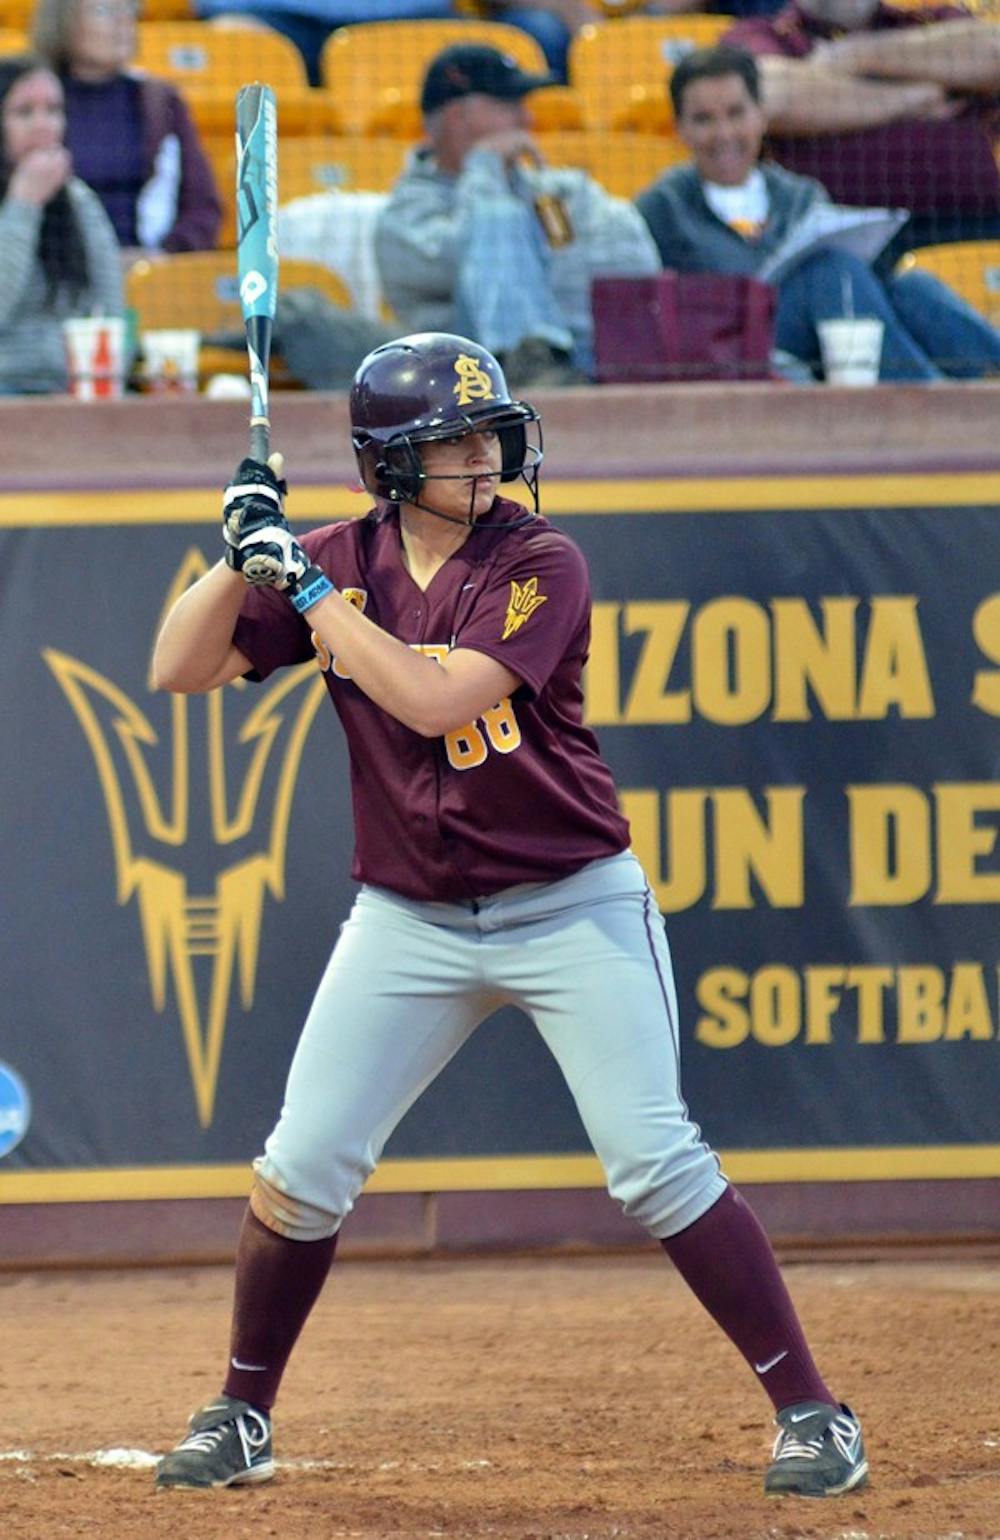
{"left": 636, "top": 46, "right": 1000, "bottom": 380}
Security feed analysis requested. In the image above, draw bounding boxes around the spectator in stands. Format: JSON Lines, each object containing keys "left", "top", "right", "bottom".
{"left": 0, "top": 55, "right": 122, "bottom": 394}
{"left": 194, "top": 0, "right": 458, "bottom": 87}
{"left": 723, "top": 0, "right": 1000, "bottom": 250}
{"left": 32, "top": 0, "right": 221, "bottom": 259}
{"left": 636, "top": 47, "right": 1000, "bottom": 379}
{"left": 375, "top": 41, "right": 660, "bottom": 386}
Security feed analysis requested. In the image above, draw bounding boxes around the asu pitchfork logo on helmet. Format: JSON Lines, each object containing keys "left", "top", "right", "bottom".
{"left": 349, "top": 332, "right": 543, "bottom": 521}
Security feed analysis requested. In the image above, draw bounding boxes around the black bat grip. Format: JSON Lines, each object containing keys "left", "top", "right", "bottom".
{"left": 245, "top": 313, "right": 272, "bottom": 466}
{"left": 249, "top": 421, "right": 270, "bottom": 463}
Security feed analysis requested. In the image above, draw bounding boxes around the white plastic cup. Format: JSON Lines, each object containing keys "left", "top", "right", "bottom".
{"left": 205, "top": 372, "right": 252, "bottom": 400}
{"left": 817, "top": 318, "right": 884, "bottom": 386}
{"left": 63, "top": 316, "right": 127, "bottom": 400}
{"left": 141, "top": 328, "right": 201, "bottom": 394}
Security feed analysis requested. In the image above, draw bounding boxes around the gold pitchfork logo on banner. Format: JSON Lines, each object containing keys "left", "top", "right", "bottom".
{"left": 43, "top": 551, "right": 326, "bottom": 1128}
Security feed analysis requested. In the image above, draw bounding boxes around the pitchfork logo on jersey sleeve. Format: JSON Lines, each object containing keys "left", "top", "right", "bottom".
{"left": 453, "top": 353, "right": 495, "bottom": 407}
{"left": 501, "top": 576, "right": 548, "bottom": 640}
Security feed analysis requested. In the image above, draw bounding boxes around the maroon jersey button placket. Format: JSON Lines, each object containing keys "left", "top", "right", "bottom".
{"left": 410, "top": 599, "right": 449, "bottom": 869}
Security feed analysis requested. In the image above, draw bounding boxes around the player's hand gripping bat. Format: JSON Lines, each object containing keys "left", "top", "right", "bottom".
{"left": 227, "top": 84, "right": 334, "bottom": 612}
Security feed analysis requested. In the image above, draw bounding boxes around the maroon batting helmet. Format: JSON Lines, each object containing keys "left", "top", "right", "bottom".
{"left": 349, "top": 332, "right": 542, "bottom": 509}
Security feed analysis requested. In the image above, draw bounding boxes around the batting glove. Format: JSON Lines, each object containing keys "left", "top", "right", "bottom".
{"left": 236, "top": 525, "right": 337, "bottom": 614}
{"left": 223, "top": 456, "right": 289, "bottom": 573}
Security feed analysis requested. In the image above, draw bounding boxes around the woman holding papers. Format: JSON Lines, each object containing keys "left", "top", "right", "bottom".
{"left": 636, "top": 47, "right": 1000, "bottom": 381}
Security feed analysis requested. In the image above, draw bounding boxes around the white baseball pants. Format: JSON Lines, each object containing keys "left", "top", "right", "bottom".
{"left": 254, "top": 850, "right": 727, "bottom": 1241}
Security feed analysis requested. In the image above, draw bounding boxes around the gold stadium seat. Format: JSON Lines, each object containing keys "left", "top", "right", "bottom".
{"left": 569, "top": 14, "right": 731, "bottom": 130}
{"left": 142, "top": 0, "right": 196, "bottom": 17}
{"left": 136, "top": 20, "right": 307, "bottom": 88}
{"left": 127, "top": 250, "right": 351, "bottom": 331}
{"left": 126, "top": 252, "right": 352, "bottom": 387}
{"left": 320, "top": 18, "right": 583, "bottom": 135}
{"left": 0, "top": 0, "right": 34, "bottom": 28}
{"left": 0, "top": 28, "right": 28, "bottom": 54}
{"left": 527, "top": 84, "right": 586, "bottom": 130}
{"left": 206, "top": 134, "right": 409, "bottom": 245}
{"left": 203, "top": 135, "right": 241, "bottom": 248}
{"left": 135, "top": 21, "right": 341, "bottom": 134}
{"left": 899, "top": 241, "right": 1000, "bottom": 326}
{"left": 609, "top": 83, "right": 674, "bottom": 135}
{"left": 533, "top": 130, "right": 689, "bottom": 198}
{"left": 278, "top": 135, "right": 410, "bottom": 198}
{"left": 184, "top": 85, "right": 342, "bottom": 137}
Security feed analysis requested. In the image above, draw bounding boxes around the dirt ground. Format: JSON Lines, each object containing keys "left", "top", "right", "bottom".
{"left": 1, "top": 1253, "right": 998, "bottom": 1540}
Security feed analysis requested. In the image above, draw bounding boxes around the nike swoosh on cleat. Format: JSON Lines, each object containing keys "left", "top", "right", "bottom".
{"left": 789, "top": 1409, "right": 820, "bottom": 1423}
{"left": 230, "top": 1358, "right": 268, "bottom": 1371}
{"left": 754, "top": 1350, "right": 788, "bottom": 1374}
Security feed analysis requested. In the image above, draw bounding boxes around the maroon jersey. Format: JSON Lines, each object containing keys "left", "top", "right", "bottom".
{"left": 233, "top": 498, "right": 630, "bottom": 901}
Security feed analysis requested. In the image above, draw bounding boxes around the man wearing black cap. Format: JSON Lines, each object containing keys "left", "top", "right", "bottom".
{"left": 374, "top": 41, "right": 660, "bottom": 388}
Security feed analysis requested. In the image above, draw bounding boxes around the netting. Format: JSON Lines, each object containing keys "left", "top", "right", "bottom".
{"left": 0, "top": 1, "right": 997, "bottom": 395}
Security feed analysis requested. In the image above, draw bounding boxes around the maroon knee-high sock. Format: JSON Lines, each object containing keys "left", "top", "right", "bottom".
{"left": 660, "top": 1185, "right": 834, "bottom": 1412}
{"left": 222, "top": 1207, "right": 339, "bottom": 1411}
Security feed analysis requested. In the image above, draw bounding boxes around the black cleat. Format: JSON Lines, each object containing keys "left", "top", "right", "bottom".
{"left": 155, "top": 1395, "right": 274, "bottom": 1490}
{"left": 764, "top": 1401, "right": 868, "bottom": 1497}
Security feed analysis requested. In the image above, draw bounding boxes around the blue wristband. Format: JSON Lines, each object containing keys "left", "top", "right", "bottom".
{"left": 288, "top": 565, "right": 336, "bottom": 614}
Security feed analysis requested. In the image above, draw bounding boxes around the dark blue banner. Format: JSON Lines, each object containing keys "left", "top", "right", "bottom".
{"left": 1, "top": 486, "right": 998, "bottom": 1192}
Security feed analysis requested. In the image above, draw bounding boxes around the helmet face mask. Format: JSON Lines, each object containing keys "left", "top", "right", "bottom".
{"left": 350, "top": 333, "right": 543, "bottom": 518}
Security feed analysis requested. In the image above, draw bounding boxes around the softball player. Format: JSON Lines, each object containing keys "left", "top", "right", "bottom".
{"left": 152, "top": 332, "right": 867, "bottom": 1499}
